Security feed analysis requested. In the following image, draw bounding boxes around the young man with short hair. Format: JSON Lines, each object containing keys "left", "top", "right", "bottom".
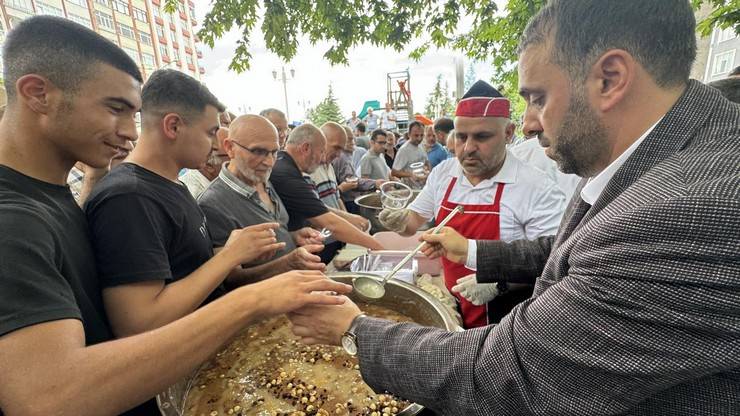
{"left": 359, "top": 128, "right": 392, "bottom": 180}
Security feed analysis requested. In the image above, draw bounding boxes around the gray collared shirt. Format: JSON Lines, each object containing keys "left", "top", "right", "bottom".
{"left": 197, "top": 163, "right": 296, "bottom": 263}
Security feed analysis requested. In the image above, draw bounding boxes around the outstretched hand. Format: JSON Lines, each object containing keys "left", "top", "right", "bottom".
{"left": 419, "top": 226, "right": 469, "bottom": 264}
{"left": 249, "top": 271, "right": 353, "bottom": 320}
{"left": 288, "top": 296, "right": 362, "bottom": 346}
{"left": 223, "top": 222, "right": 286, "bottom": 266}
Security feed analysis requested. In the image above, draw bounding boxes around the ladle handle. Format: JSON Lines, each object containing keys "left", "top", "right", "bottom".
{"left": 381, "top": 205, "right": 464, "bottom": 284}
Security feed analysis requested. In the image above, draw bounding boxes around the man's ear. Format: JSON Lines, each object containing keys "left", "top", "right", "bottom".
{"left": 16, "top": 74, "right": 56, "bottom": 115}
{"left": 588, "top": 49, "right": 635, "bottom": 113}
{"left": 505, "top": 122, "right": 516, "bottom": 143}
{"left": 223, "top": 138, "right": 237, "bottom": 159}
{"left": 162, "top": 113, "right": 183, "bottom": 141}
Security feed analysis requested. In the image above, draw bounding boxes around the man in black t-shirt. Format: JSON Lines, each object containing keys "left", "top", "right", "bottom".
{"left": 85, "top": 69, "right": 290, "bottom": 338}
{"left": 271, "top": 123, "right": 384, "bottom": 254}
{"left": 0, "top": 17, "right": 351, "bottom": 416}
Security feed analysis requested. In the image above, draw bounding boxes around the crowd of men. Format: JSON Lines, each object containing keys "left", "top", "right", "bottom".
{"left": 0, "top": 0, "right": 739, "bottom": 414}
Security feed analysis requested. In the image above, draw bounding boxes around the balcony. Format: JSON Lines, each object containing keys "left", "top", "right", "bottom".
{"left": 179, "top": 11, "right": 187, "bottom": 20}
{"left": 161, "top": 55, "right": 170, "bottom": 63}
{"left": 185, "top": 46, "right": 192, "bottom": 54}
{"left": 158, "top": 36, "right": 167, "bottom": 45}
{"left": 191, "top": 18, "right": 197, "bottom": 26}
{"left": 151, "top": 0, "right": 160, "bottom": 4}
{"left": 188, "top": 0, "right": 194, "bottom": 6}
{"left": 155, "top": 16, "right": 163, "bottom": 25}
{"left": 196, "top": 50, "right": 203, "bottom": 58}
{"left": 199, "top": 67, "right": 205, "bottom": 74}
{"left": 187, "top": 63, "right": 195, "bottom": 71}
{"left": 172, "top": 41, "right": 179, "bottom": 49}
{"left": 169, "top": 22, "right": 176, "bottom": 30}
{"left": 182, "top": 29, "right": 190, "bottom": 38}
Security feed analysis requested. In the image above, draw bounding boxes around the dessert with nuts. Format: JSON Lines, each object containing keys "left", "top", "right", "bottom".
{"left": 183, "top": 304, "right": 413, "bottom": 416}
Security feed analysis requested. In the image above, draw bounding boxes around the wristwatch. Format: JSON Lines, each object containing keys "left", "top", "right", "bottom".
{"left": 341, "top": 313, "right": 366, "bottom": 356}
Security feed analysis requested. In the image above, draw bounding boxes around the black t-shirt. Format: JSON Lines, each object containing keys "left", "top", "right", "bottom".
{"left": 270, "top": 151, "right": 329, "bottom": 231}
{"left": 85, "top": 163, "right": 214, "bottom": 288}
{"left": 0, "top": 165, "right": 112, "bottom": 345}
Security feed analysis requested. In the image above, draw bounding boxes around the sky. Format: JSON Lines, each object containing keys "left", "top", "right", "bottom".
{"left": 193, "top": 1, "right": 498, "bottom": 123}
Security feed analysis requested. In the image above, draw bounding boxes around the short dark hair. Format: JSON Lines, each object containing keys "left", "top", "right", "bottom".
{"left": 730, "top": 66, "right": 740, "bottom": 77}
{"left": 519, "top": 0, "right": 696, "bottom": 87}
{"left": 708, "top": 78, "right": 740, "bottom": 104}
{"left": 356, "top": 122, "right": 367, "bottom": 133}
{"left": 433, "top": 117, "right": 454, "bottom": 134}
{"left": 370, "top": 129, "right": 387, "bottom": 142}
{"left": 408, "top": 120, "right": 424, "bottom": 132}
{"left": 3, "top": 15, "right": 142, "bottom": 101}
{"left": 141, "top": 69, "right": 225, "bottom": 121}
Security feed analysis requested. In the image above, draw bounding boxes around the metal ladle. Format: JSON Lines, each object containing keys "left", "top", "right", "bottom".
{"left": 352, "top": 205, "right": 464, "bottom": 301}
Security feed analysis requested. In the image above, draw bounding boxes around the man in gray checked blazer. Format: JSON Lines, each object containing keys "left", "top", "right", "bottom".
{"left": 289, "top": 1, "right": 740, "bottom": 415}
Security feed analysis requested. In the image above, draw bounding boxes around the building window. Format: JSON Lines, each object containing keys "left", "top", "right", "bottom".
{"left": 189, "top": 6, "right": 196, "bottom": 20}
{"left": 7, "top": 0, "right": 34, "bottom": 12}
{"left": 138, "top": 31, "right": 152, "bottom": 45}
{"left": 133, "top": 7, "right": 148, "bottom": 23}
{"left": 177, "top": 2, "right": 186, "bottom": 14}
{"left": 112, "top": 0, "right": 129, "bottom": 15}
{"left": 185, "top": 54, "right": 194, "bottom": 66}
{"left": 95, "top": 0, "right": 110, "bottom": 7}
{"left": 717, "top": 27, "right": 737, "bottom": 43}
{"left": 142, "top": 53, "right": 155, "bottom": 68}
{"left": 123, "top": 47, "right": 140, "bottom": 65}
{"left": 37, "top": 2, "right": 65, "bottom": 17}
{"left": 156, "top": 25, "right": 165, "bottom": 38}
{"left": 712, "top": 50, "right": 736, "bottom": 76}
{"left": 152, "top": 6, "right": 161, "bottom": 19}
{"left": 159, "top": 44, "right": 169, "bottom": 59}
{"left": 170, "top": 29, "right": 178, "bottom": 42}
{"left": 69, "top": 14, "right": 93, "bottom": 28}
{"left": 95, "top": 11, "right": 115, "bottom": 32}
{"left": 66, "top": 0, "right": 88, "bottom": 8}
{"left": 117, "top": 23, "right": 135, "bottom": 39}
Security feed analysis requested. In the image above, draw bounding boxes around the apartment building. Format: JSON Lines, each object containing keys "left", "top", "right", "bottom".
{"left": 703, "top": 26, "right": 739, "bottom": 82}
{"left": 0, "top": 0, "right": 206, "bottom": 81}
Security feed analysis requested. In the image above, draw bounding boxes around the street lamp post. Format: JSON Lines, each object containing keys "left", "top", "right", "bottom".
{"left": 272, "top": 66, "right": 295, "bottom": 121}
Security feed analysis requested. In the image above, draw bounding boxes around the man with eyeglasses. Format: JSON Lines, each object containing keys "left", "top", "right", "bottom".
{"left": 198, "top": 115, "right": 328, "bottom": 285}
{"left": 359, "top": 128, "right": 392, "bottom": 180}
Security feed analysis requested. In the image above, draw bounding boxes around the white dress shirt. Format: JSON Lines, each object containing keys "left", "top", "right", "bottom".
{"left": 408, "top": 154, "right": 566, "bottom": 270}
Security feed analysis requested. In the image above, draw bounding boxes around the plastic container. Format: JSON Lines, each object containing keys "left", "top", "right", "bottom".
{"left": 372, "top": 231, "right": 443, "bottom": 276}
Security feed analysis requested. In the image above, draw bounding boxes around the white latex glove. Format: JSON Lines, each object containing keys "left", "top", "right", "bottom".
{"left": 378, "top": 208, "right": 410, "bottom": 233}
{"left": 451, "top": 274, "right": 499, "bottom": 306}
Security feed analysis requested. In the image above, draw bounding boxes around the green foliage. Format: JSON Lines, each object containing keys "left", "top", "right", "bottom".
{"left": 308, "top": 85, "right": 344, "bottom": 126}
{"left": 424, "top": 74, "right": 456, "bottom": 119}
{"left": 692, "top": 0, "right": 740, "bottom": 37}
{"left": 188, "top": 0, "right": 739, "bottom": 85}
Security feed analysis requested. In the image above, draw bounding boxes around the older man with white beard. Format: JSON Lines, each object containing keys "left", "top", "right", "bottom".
{"left": 198, "top": 115, "right": 327, "bottom": 286}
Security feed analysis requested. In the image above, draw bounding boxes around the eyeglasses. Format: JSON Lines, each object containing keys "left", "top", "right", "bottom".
{"left": 230, "top": 141, "right": 279, "bottom": 158}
